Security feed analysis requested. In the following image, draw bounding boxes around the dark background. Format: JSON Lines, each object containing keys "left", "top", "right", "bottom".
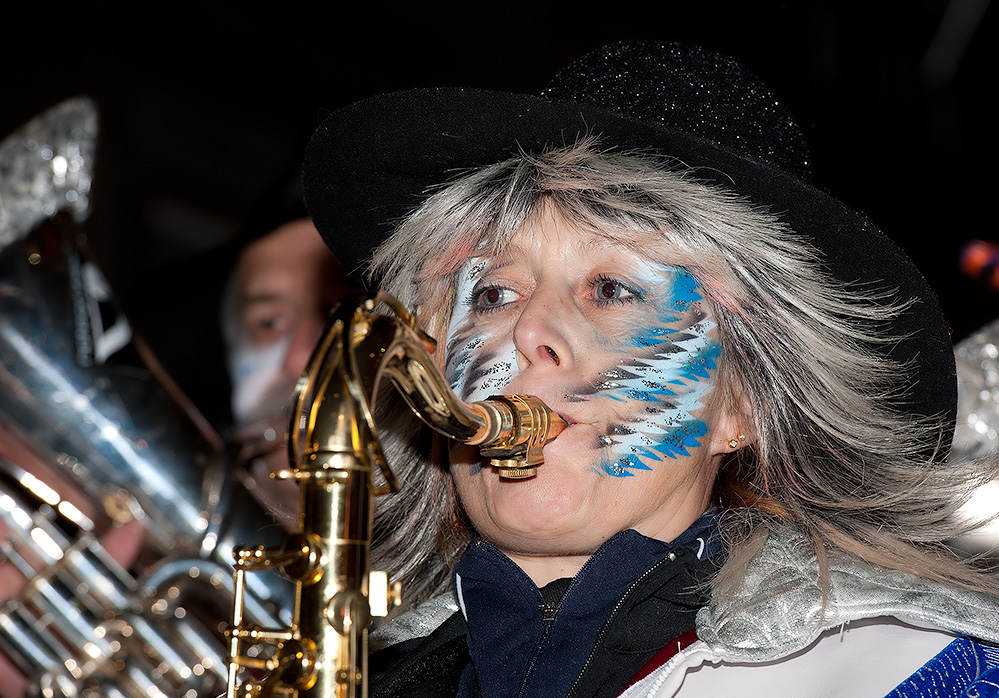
{"left": 3, "top": 0, "right": 997, "bottom": 425}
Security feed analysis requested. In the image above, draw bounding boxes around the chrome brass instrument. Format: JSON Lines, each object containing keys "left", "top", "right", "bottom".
{"left": 0, "top": 97, "right": 292, "bottom": 697}
{"left": 226, "top": 293, "right": 566, "bottom": 697}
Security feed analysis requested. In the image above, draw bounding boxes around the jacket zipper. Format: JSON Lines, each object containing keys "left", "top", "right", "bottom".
{"left": 565, "top": 551, "right": 679, "bottom": 698}
{"left": 517, "top": 550, "right": 608, "bottom": 698}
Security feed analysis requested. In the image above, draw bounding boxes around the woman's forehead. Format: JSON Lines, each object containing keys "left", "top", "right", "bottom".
{"left": 468, "top": 217, "right": 657, "bottom": 266}
{"left": 459, "top": 237, "right": 697, "bottom": 288}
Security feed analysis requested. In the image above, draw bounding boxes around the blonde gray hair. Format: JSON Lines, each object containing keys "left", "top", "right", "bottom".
{"left": 366, "top": 138, "right": 999, "bottom": 608}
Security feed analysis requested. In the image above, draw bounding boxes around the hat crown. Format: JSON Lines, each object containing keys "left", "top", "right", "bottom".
{"left": 541, "top": 42, "right": 811, "bottom": 181}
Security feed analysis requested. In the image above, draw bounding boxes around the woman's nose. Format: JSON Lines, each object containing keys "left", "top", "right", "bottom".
{"left": 512, "top": 286, "right": 579, "bottom": 373}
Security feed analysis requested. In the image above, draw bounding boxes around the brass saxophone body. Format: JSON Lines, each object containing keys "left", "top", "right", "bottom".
{"left": 226, "top": 293, "right": 566, "bottom": 697}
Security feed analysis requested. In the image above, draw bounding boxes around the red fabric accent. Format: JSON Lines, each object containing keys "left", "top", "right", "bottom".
{"left": 627, "top": 628, "right": 700, "bottom": 688}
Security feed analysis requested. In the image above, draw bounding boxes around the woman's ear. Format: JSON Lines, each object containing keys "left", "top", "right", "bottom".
{"left": 708, "top": 378, "right": 757, "bottom": 457}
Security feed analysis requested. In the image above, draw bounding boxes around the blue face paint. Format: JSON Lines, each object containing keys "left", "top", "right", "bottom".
{"left": 445, "top": 256, "right": 719, "bottom": 478}
{"left": 588, "top": 266, "right": 719, "bottom": 476}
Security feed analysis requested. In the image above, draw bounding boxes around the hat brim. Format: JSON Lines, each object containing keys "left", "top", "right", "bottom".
{"left": 302, "top": 87, "right": 955, "bottom": 443}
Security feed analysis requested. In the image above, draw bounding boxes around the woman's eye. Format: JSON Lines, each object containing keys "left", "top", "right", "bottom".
{"left": 594, "top": 278, "right": 639, "bottom": 302}
{"left": 474, "top": 286, "right": 518, "bottom": 309}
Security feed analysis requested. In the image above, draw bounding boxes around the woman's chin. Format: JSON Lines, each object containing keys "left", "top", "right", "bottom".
{"left": 471, "top": 479, "right": 609, "bottom": 552}
{"left": 480, "top": 519, "right": 606, "bottom": 559}
{"left": 454, "top": 424, "right": 623, "bottom": 553}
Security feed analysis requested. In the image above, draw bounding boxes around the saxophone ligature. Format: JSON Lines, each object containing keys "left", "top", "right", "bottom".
{"left": 225, "top": 292, "right": 566, "bottom": 697}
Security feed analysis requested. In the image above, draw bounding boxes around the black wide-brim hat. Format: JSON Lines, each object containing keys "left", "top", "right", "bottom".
{"left": 303, "top": 41, "right": 956, "bottom": 444}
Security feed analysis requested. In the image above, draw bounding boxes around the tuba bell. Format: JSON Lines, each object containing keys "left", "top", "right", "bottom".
{"left": 0, "top": 97, "right": 293, "bottom": 697}
{"left": 225, "top": 292, "right": 566, "bottom": 697}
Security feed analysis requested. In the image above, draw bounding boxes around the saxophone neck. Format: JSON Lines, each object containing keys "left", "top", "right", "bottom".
{"left": 291, "top": 293, "right": 566, "bottom": 481}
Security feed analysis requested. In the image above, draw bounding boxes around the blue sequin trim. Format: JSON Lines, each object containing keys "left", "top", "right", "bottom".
{"left": 885, "top": 638, "right": 999, "bottom": 697}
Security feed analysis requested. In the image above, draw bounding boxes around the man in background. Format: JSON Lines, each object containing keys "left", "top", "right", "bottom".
{"left": 127, "top": 166, "right": 358, "bottom": 526}
{"left": 222, "top": 212, "right": 355, "bottom": 524}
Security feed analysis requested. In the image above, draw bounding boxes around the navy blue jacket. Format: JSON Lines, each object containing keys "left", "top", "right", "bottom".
{"left": 370, "top": 519, "right": 720, "bottom": 698}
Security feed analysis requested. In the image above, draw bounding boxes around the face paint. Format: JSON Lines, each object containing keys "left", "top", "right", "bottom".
{"left": 227, "top": 333, "right": 293, "bottom": 425}
{"left": 445, "top": 258, "right": 519, "bottom": 402}
{"left": 592, "top": 265, "right": 719, "bottom": 477}
{"left": 444, "top": 254, "right": 720, "bottom": 478}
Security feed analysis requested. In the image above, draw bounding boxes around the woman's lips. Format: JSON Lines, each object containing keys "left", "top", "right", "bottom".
{"left": 558, "top": 412, "right": 579, "bottom": 425}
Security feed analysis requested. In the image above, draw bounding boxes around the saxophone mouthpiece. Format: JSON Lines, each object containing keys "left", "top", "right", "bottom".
{"left": 470, "top": 395, "right": 568, "bottom": 479}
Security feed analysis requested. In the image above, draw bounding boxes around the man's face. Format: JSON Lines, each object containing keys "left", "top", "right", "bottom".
{"left": 444, "top": 209, "right": 733, "bottom": 565}
{"left": 226, "top": 218, "right": 343, "bottom": 427}
{"left": 224, "top": 218, "right": 355, "bottom": 523}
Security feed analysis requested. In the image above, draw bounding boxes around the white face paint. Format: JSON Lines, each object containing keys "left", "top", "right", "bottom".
{"left": 226, "top": 334, "right": 293, "bottom": 425}
{"left": 445, "top": 259, "right": 519, "bottom": 404}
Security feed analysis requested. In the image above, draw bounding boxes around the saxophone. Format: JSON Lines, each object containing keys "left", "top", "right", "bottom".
{"left": 225, "top": 293, "right": 566, "bottom": 697}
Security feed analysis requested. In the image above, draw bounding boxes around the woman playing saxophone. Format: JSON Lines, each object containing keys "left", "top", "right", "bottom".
{"left": 298, "top": 41, "right": 999, "bottom": 697}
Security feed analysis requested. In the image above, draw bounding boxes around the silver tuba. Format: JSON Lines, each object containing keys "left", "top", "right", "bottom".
{"left": 0, "top": 97, "right": 292, "bottom": 697}
{"left": 225, "top": 292, "right": 566, "bottom": 697}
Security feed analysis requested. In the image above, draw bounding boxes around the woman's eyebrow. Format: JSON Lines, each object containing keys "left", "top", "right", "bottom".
{"left": 468, "top": 259, "right": 513, "bottom": 282}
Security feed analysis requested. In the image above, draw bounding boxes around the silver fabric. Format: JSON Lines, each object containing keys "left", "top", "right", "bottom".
{"left": 0, "top": 97, "right": 96, "bottom": 249}
{"left": 696, "top": 525, "right": 999, "bottom": 663}
{"left": 369, "top": 592, "right": 460, "bottom": 653}
{"left": 371, "top": 525, "right": 999, "bottom": 671}
{"left": 953, "top": 319, "right": 999, "bottom": 460}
